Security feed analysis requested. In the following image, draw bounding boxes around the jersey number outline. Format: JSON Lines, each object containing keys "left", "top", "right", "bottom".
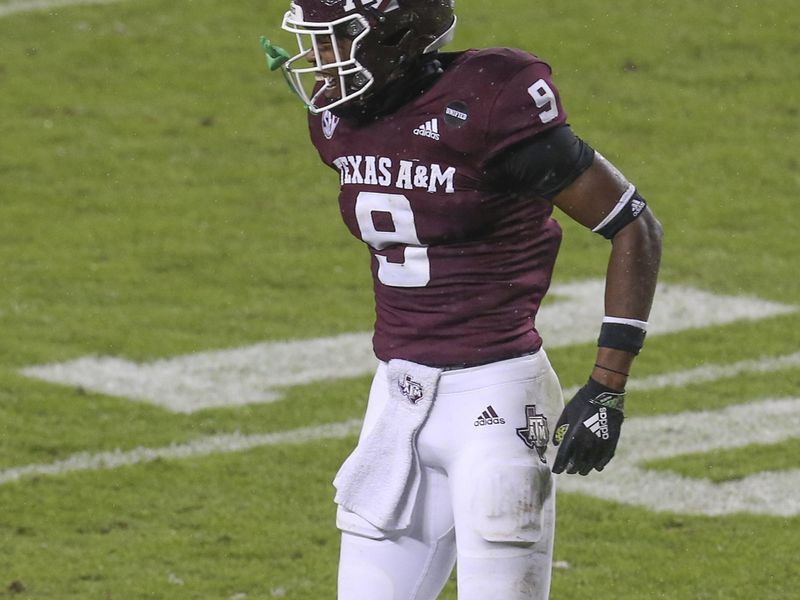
{"left": 354, "top": 191, "right": 430, "bottom": 288}
{"left": 527, "top": 78, "right": 559, "bottom": 124}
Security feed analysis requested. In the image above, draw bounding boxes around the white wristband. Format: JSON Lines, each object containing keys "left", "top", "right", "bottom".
{"left": 602, "top": 316, "right": 648, "bottom": 331}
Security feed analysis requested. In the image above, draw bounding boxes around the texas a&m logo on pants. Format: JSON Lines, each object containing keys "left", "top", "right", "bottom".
{"left": 516, "top": 405, "right": 550, "bottom": 463}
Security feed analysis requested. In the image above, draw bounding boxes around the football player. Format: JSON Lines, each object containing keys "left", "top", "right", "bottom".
{"left": 263, "top": 0, "right": 663, "bottom": 598}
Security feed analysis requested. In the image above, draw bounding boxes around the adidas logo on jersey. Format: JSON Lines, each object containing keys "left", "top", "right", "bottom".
{"left": 413, "top": 118, "right": 440, "bottom": 140}
{"left": 474, "top": 405, "right": 505, "bottom": 427}
{"left": 631, "top": 198, "right": 646, "bottom": 217}
{"left": 583, "top": 407, "right": 610, "bottom": 440}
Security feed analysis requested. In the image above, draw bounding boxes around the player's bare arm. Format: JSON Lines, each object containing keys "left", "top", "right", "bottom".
{"left": 550, "top": 151, "right": 663, "bottom": 475}
{"left": 552, "top": 152, "right": 663, "bottom": 389}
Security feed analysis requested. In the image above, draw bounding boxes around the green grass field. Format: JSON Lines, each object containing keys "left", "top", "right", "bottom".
{"left": 1, "top": 0, "right": 799, "bottom": 598}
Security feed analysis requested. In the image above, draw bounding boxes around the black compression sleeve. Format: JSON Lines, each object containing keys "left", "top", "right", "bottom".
{"left": 483, "top": 125, "right": 595, "bottom": 199}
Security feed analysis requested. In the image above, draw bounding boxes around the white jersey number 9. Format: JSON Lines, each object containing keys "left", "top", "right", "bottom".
{"left": 355, "top": 192, "right": 431, "bottom": 288}
{"left": 528, "top": 79, "right": 559, "bottom": 124}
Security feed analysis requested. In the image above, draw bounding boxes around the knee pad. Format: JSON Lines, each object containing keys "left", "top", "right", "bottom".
{"left": 455, "top": 460, "right": 555, "bottom": 600}
{"left": 467, "top": 460, "right": 553, "bottom": 545}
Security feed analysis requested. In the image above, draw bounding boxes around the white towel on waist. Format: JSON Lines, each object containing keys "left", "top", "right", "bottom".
{"left": 333, "top": 359, "right": 441, "bottom": 532}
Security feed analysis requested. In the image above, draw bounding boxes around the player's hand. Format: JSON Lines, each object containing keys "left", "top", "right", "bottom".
{"left": 551, "top": 378, "right": 625, "bottom": 475}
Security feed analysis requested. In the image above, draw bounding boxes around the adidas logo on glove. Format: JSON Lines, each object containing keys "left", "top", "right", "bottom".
{"left": 583, "top": 407, "right": 610, "bottom": 440}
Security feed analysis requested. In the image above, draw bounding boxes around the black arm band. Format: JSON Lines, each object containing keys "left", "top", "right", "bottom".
{"left": 598, "top": 322, "right": 646, "bottom": 355}
{"left": 593, "top": 186, "right": 648, "bottom": 240}
{"left": 483, "top": 125, "right": 595, "bottom": 199}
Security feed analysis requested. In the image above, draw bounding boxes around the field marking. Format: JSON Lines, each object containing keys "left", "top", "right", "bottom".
{"left": 562, "top": 350, "right": 800, "bottom": 397}
{"left": 0, "top": 420, "right": 363, "bottom": 486}
{"left": 628, "top": 351, "right": 800, "bottom": 391}
{"left": 5, "top": 351, "right": 800, "bottom": 518}
{"left": 558, "top": 397, "right": 800, "bottom": 517}
{"left": 2, "top": 397, "right": 798, "bottom": 517}
{"left": 22, "top": 332, "right": 380, "bottom": 412}
{"left": 0, "top": 0, "right": 126, "bottom": 17}
{"left": 19, "top": 280, "right": 797, "bottom": 413}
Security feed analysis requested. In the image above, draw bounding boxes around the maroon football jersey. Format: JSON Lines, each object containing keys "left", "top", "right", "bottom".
{"left": 309, "top": 48, "right": 568, "bottom": 367}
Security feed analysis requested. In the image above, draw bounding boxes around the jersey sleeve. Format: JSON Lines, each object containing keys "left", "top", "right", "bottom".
{"left": 482, "top": 58, "right": 568, "bottom": 164}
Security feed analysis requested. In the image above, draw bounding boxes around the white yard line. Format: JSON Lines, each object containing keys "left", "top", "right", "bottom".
{"left": 558, "top": 397, "right": 800, "bottom": 517}
{"left": 0, "top": 0, "right": 127, "bottom": 17}
{"left": 20, "top": 281, "right": 797, "bottom": 413}
{"left": 0, "top": 419, "right": 363, "bottom": 485}
{"left": 3, "top": 397, "right": 799, "bottom": 517}
{"left": 562, "top": 350, "right": 800, "bottom": 397}
{"left": 628, "top": 351, "right": 800, "bottom": 391}
{"left": 4, "top": 351, "right": 800, "bottom": 516}
{"left": 21, "top": 332, "right": 379, "bottom": 413}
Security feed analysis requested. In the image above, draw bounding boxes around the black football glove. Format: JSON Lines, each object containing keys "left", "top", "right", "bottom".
{"left": 552, "top": 378, "right": 625, "bottom": 475}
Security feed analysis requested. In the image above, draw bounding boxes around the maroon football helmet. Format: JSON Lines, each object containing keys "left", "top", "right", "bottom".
{"left": 280, "top": 0, "right": 456, "bottom": 113}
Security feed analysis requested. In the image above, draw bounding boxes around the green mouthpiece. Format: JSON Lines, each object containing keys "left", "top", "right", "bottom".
{"left": 260, "top": 36, "right": 291, "bottom": 71}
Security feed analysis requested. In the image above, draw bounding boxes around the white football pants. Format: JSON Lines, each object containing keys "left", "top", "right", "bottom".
{"left": 337, "top": 350, "right": 564, "bottom": 600}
